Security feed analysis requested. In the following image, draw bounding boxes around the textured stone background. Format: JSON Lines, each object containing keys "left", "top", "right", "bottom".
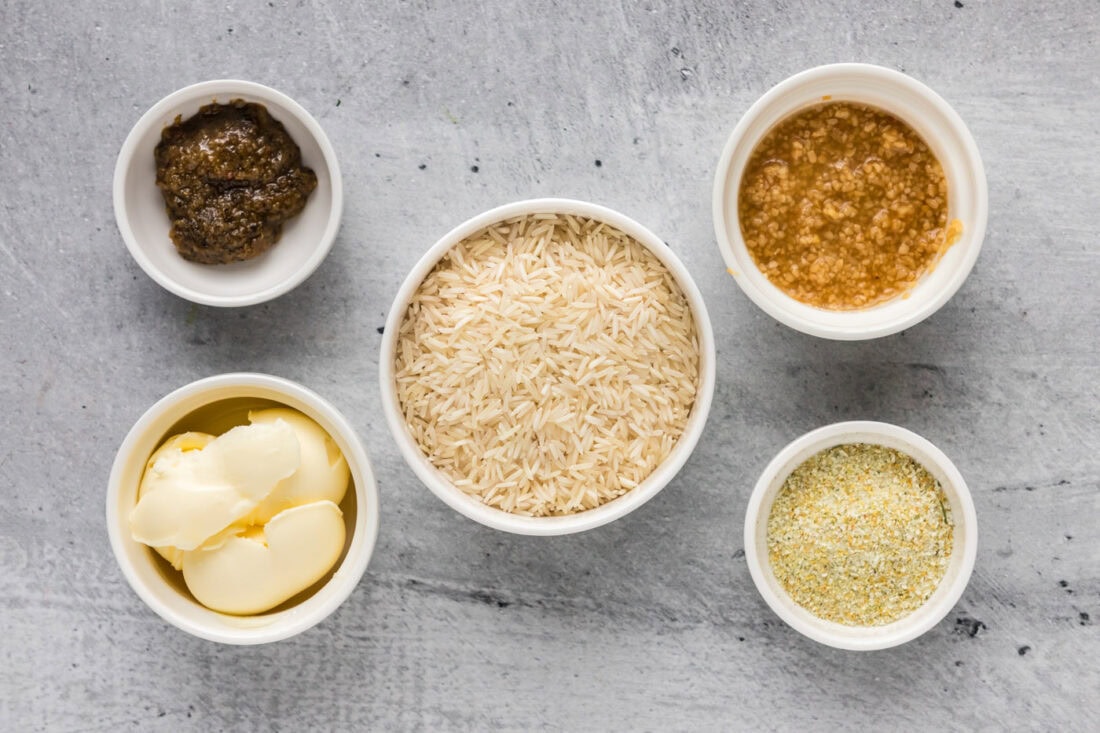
{"left": 2, "top": 1, "right": 1098, "bottom": 730}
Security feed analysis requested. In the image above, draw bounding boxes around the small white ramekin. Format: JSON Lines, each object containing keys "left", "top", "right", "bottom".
{"left": 113, "top": 80, "right": 343, "bottom": 307}
{"left": 379, "top": 198, "right": 716, "bottom": 536}
{"left": 743, "top": 421, "right": 977, "bottom": 651}
{"left": 713, "top": 63, "right": 988, "bottom": 340}
{"left": 106, "top": 373, "right": 379, "bottom": 644}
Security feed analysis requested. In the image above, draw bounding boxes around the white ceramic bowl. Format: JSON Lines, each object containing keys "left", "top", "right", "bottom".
{"left": 113, "top": 80, "right": 343, "bottom": 307}
{"left": 713, "top": 63, "right": 988, "bottom": 340}
{"left": 743, "top": 421, "right": 977, "bottom": 651}
{"left": 106, "top": 373, "right": 379, "bottom": 644}
{"left": 379, "top": 198, "right": 717, "bottom": 535}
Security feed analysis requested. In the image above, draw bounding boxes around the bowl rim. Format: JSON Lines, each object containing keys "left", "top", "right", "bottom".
{"left": 712, "top": 62, "right": 988, "bottom": 340}
{"left": 378, "top": 197, "right": 717, "bottom": 536}
{"left": 106, "top": 372, "right": 379, "bottom": 644}
{"left": 112, "top": 79, "right": 344, "bottom": 307}
{"left": 742, "top": 420, "right": 978, "bottom": 651}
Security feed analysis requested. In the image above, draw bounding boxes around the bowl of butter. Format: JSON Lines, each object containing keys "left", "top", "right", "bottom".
{"left": 107, "top": 373, "right": 378, "bottom": 644}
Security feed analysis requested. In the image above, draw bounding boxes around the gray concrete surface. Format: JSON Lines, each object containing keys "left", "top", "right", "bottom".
{"left": 2, "top": 1, "right": 1098, "bottom": 730}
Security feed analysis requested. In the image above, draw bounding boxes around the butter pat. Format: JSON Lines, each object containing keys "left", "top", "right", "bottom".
{"left": 130, "top": 409, "right": 352, "bottom": 617}
{"left": 130, "top": 421, "right": 300, "bottom": 551}
{"left": 182, "top": 500, "right": 345, "bottom": 615}
{"left": 139, "top": 432, "right": 216, "bottom": 569}
{"left": 244, "top": 408, "right": 349, "bottom": 524}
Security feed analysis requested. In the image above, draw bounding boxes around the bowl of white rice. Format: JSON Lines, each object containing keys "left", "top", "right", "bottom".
{"left": 379, "top": 199, "right": 716, "bottom": 535}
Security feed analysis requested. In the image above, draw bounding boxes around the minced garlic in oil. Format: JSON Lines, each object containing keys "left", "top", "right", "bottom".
{"left": 738, "top": 102, "right": 959, "bottom": 310}
{"left": 767, "top": 443, "right": 954, "bottom": 626}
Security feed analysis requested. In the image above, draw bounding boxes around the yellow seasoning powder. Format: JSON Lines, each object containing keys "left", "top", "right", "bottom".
{"left": 767, "top": 443, "right": 954, "bottom": 626}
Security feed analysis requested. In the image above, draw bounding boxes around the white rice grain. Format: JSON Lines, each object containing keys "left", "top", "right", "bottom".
{"left": 395, "top": 214, "right": 699, "bottom": 517}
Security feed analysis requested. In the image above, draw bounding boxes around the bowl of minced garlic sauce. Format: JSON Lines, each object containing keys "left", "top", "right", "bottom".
{"left": 713, "top": 64, "right": 988, "bottom": 340}
{"left": 738, "top": 100, "right": 962, "bottom": 311}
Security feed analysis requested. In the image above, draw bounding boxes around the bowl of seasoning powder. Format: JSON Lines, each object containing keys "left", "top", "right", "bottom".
{"left": 114, "top": 80, "right": 342, "bottom": 306}
{"left": 713, "top": 63, "right": 987, "bottom": 339}
{"left": 743, "top": 421, "right": 977, "bottom": 650}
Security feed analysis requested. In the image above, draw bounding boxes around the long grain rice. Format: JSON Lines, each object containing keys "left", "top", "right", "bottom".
{"left": 395, "top": 214, "right": 699, "bottom": 516}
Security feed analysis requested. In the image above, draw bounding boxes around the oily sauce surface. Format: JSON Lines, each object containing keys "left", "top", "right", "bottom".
{"left": 738, "top": 102, "right": 956, "bottom": 310}
{"left": 154, "top": 99, "right": 317, "bottom": 265}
